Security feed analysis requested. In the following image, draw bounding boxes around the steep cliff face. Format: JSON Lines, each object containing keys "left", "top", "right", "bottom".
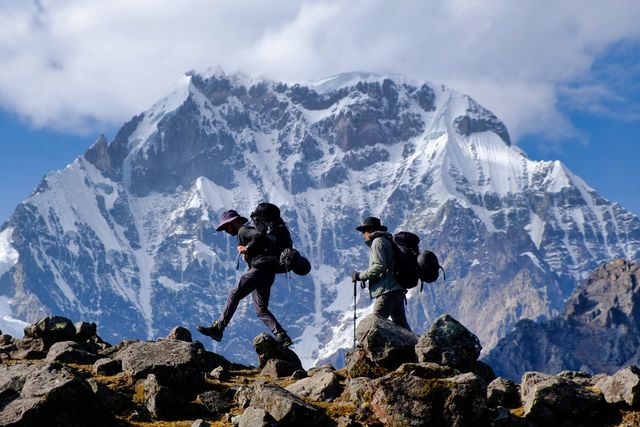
{"left": 0, "top": 70, "right": 639, "bottom": 366}
{"left": 485, "top": 260, "right": 640, "bottom": 381}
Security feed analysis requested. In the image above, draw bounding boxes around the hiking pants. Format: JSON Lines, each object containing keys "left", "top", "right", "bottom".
{"left": 373, "top": 290, "right": 412, "bottom": 331}
{"left": 219, "top": 267, "right": 285, "bottom": 334}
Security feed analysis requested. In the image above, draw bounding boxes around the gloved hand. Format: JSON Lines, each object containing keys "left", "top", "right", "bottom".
{"left": 351, "top": 271, "right": 360, "bottom": 282}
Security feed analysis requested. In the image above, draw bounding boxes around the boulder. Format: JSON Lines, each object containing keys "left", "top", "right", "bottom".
{"left": 116, "top": 340, "right": 206, "bottom": 390}
{"left": 521, "top": 371, "right": 605, "bottom": 423}
{"left": 93, "top": 357, "right": 123, "bottom": 376}
{"left": 253, "top": 333, "right": 303, "bottom": 371}
{"left": 23, "top": 316, "right": 76, "bottom": 347}
{"left": 285, "top": 370, "right": 342, "bottom": 401}
{"left": 370, "top": 372, "right": 488, "bottom": 426}
{"left": 192, "top": 420, "right": 211, "bottom": 427}
{"left": 74, "top": 322, "right": 97, "bottom": 341}
{"left": 260, "top": 358, "right": 299, "bottom": 378}
{"left": 596, "top": 365, "right": 640, "bottom": 407}
{"left": 238, "top": 406, "right": 277, "bottom": 427}
{"left": 290, "top": 369, "right": 308, "bottom": 380}
{"left": 0, "top": 362, "right": 115, "bottom": 426}
{"left": 46, "top": 340, "right": 101, "bottom": 364}
{"left": 0, "top": 334, "right": 12, "bottom": 345}
{"left": 345, "top": 346, "right": 388, "bottom": 379}
{"left": 395, "top": 362, "right": 458, "bottom": 379}
{"left": 249, "top": 381, "right": 323, "bottom": 426}
{"left": 415, "top": 314, "right": 481, "bottom": 371}
{"left": 356, "top": 314, "right": 418, "bottom": 369}
{"left": 167, "top": 326, "right": 193, "bottom": 342}
{"left": 197, "top": 389, "right": 231, "bottom": 415}
{"left": 143, "top": 373, "right": 190, "bottom": 420}
{"left": 557, "top": 370, "right": 607, "bottom": 387}
{"left": 487, "top": 377, "right": 521, "bottom": 409}
{"left": 209, "top": 365, "right": 229, "bottom": 381}
{"left": 10, "top": 338, "right": 47, "bottom": 360}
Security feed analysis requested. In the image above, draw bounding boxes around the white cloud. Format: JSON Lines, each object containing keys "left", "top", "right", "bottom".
{"left": 1, "top": 0, "right": 639, "bottom": 141}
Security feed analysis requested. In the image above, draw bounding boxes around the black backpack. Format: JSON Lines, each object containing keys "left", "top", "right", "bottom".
{"left": 376, "top": 231, "right": 445, "bottom": 289}
{"left": 391, "top": 232, "right": 421, "bottom": 289}
{"left": 250, "top": 202, "right": 293, "bottom": 257}
{"left": 250, "top": 202, "right": 311, "bottom": 275}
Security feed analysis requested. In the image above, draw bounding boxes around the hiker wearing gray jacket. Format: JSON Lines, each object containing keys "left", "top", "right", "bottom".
{"left": 352, "top": 216, "right": 412, "bottom": 331}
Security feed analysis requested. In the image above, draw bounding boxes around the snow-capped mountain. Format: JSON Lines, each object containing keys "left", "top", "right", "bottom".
{"left": 0, "top": 70, "right": 639, "bottom": 367}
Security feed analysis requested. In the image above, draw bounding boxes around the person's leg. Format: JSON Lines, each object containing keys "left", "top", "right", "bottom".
{"left": 373, "top": 291, "right": 411, "bottom": 331}
{"left": 251, "top": 270, "right": 285, "bottom": 334}
{"left": 388, "top": 292, "right": 412, "bottom": 332}
{"left": 219, "top": 268, "right": 261, "bottom": 328}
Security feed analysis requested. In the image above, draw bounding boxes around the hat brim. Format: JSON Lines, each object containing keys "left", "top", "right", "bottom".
{"left": 356, "top": 224, "right": 388, "bottom": 232}
{"left": 216, "top": 216, "right": 248, "bottom": 231}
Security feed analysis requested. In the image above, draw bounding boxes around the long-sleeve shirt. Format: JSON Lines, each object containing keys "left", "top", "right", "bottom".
{"left": 358, "top": 233, "right": 404, "bottom": 298}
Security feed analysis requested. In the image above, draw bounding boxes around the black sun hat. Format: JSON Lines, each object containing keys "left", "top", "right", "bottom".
{"left": 216, "top": 210, "right": 248, "bottom": 232}
{"left": 355, "top": 216, "right": 388, "bottom": 232}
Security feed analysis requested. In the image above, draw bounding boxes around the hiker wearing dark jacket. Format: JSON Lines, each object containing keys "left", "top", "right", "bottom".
{"left": 352, "top": 217, "right": 411, "bottom": 331}
{"left": 197, "top": 209, "right": 293, "bottom": 347}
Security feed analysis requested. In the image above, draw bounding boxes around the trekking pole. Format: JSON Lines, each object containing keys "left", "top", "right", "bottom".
{"left": 353, "top": 278, "right": 357, "bottom": 350}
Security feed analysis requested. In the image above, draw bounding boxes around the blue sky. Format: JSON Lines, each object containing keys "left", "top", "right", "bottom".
{"left": 1, "top": 1, "right": 639, "bottom": 222}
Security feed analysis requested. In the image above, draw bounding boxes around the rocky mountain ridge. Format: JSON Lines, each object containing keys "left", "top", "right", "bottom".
{"left": 2, "top": 314, "right": 640, "bottom": 426}
{"left": 486, "top": 259, "right": 640, "bottom": 381}
{"left": 0, "top": 70, "right": 639, "bottom": 367}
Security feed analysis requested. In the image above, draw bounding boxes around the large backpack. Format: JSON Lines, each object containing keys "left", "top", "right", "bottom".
{"left": 250, "top": 202, "right": 310, "bottom": 275}
{"left": 376, "top": 231, "right": 445, "bottom": 289}
{"left": 250, "top": 202, "right": 293, "bottom": 257}
{"left": 391, "top": 232, "right": 421, "bottom": 289}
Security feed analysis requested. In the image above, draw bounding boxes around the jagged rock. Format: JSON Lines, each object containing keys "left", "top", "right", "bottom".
{"left": 345, "top": 346, "right": 388, "bottom": 379}
{"left": 253, "top": 333, "right": 303, "bottom": 371}
{"left": 235, "top": 384, "right": 254, "bottom": 409}
{"left": 346, "top": 376, "right": 375, "bottom": 419}
{"left": 86, "top": 377, "right": 128, "bottom": 414}
{"left": 93, "top": 357, "right": 122, "bottom": 376}
{"left": 415, "top": 314, "right": 482, "bottom": 371}
{"left": 290, "top": 369, "right": 307, "bottom": 380}
{"left": 395, "top": 362, "right": 459, "bottom": 379}
{"left": 487, "top": 377, "right": 521, "bottom": 409}
{"left": 23, "top": 316, "right": 76, "bottom": 346}
{"left": 249, "top": 381, "right": 323, "bottom": 426}
{"left": 557, "top": 370, "right": 607, "bottom": 387}
{"left": 201, "top": 348, "right": 232, "bottom": 372}
{"left": 0, "top": 362, "right": 115, "bottom": 426}
{"left": 167, "top": 326, "right": 193, "bottom": 342}
{"left": 473, "top": 360, "right": 497, "bottom": 384}
{"left": 596, "top": 365, "right": 640, "bottom": 407}
{"left": 285, "top": 370, "right": 342, "bottom": 401}
{"left": 116, "top": 339, "right": 205, "bottom": 390}
{"left": 74, "top": 322, "right": 97, "bottom": 341}
{"left": 198, "top": 389, "right": 231, "bottom": 415}
{"left": 237, "top": 406, "right": 277, "bottom": 427}
{"left": 521, "top": 371, "right": 605, "bottom": 423}
{"left": 143, "top": 373, "right": 190, "bottom": 420}
{"left": 0, "top": 334, "right": 12, "bottom": 345}
{"left": 371, "top": 372, "right": 488, "bottom": 426}
{"left": 46, "top": 340, "right": 101, "bottom": 364}
{"left": 307, "top": 364, "right": 334, "bottom": 376}
{"left": 10, "top": 337, "right": 47, "bottom": 360}
{"left": 260, "top": 358, "right": 299, "bottom": 378}
{"left": 209, "top": 365, "right": 229, "bottom": 381}
{"left": 355, "top": 314, "right": 418, "bottom": 369}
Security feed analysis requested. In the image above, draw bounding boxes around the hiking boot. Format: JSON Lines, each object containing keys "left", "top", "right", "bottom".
{"left": 197, "top": 321, "right": 224, "bottom": 342}
{"left": 275, "top": 332, "right": 293, "bottom": 348}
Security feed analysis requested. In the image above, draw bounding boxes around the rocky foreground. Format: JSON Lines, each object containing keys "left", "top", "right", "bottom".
{"left": 1, "top": 315, "right": 640, "bottom": 426}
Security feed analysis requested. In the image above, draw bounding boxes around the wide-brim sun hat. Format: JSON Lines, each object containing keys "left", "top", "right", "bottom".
{"left": 355, "top": 216, "right": 388, "bottom": 232}
{"left": 216, "top": 209, "right": 248, "bottom": 231}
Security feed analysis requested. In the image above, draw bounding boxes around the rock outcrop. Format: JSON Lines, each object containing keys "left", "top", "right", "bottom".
{"left": 2, "top": 314, "right": 640, "bottom": 426}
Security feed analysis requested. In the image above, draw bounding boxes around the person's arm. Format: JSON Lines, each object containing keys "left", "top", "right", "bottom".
{"left": 237, "top": 226, "right": 268, "bottom": 257}
{"left": 358, "top": 238, "right": 388, "bottom": 281}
